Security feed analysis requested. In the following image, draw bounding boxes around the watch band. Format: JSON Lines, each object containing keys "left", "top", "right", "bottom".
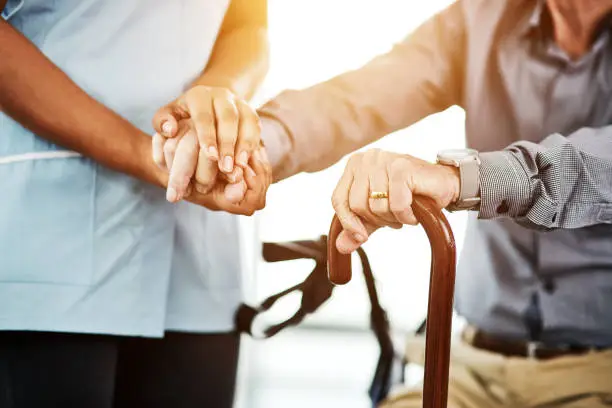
{"left": 446, "top": 155, "right": 480, "bottom": 212}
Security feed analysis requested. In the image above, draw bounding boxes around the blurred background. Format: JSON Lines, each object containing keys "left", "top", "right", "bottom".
{"left": 237, "top": 1, "right": 466, "bottom": 407}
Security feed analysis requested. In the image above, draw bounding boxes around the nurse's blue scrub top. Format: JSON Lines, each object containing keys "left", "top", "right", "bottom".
{"left": 0, "top": 0, "right": 244, "bottom": 336}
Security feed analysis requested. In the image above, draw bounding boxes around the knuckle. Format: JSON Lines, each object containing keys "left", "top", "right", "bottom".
{"left": 363, "top": 148, "right": 380, "bottom": 162}
{"left": 243, "top": 117, "right": 262, "bottom": 137}
{"left": 190, "top": 85, "right": 211, "bottom": 97}
{"left": 198, "top": 173, "right": 217, "bottom": 189}
{"left": 153, "top": 156, "right": 164, "bottom": 166}
{"left": 403, "top": 211, "right": 418, "bottom": 225}
{"left": 346, "top": 156, "right": 359, "bottom": 169}
{"left": 218, "top": 106, "right": 238, "bottom": 124}
{"left": 194, "top": 183, "right": 212, "bottom": 195}
{"left": 193, "top": 111, "right": 215, "bottom": 127}
{"left": 152, "top": 147, "right": 163, "bottom": 162}
{"left": 242, "top": 139, "right": 258, "bottom": 152}
{"left": 352, "top": 203, "right": 369, "bottom": 217}
{"left": 388, "top": 158, "right": 402, "bottom": 171}
{"left": 331, "top": 194, "right": 344, "bottom": 211}
{"left": 220, "top": 140, "right": 236, "bottom": 153}
{"left": 183, "top": 127, "right": 197, "bottom": 141}
{"left": 337, "top": 213, "right": 353, "bottom": 228}
{"left": 164, "top": 143, "right": 176, "bottom": 155}
{"left": 168, "top": 179, "right": 182, "bottom": 192}
{"left": 389, "top": 159, "right": 407, "bottom": 175}
{"left": 219, "top": 88, "right": 234, "bottom": 98}
{"left": 371, "top": 206, "right": 386, "bottom": 217}
{"left": 237, "top": 99, "right": 255, "bottom": 113}
{"left": 251, "top": 115, "right": 263, "bottom": 133}
{"left": 211, "top": 87, "right": 232, "bottom": 98}
{"left": 389, "top": 201, "right": 407, "bottom": 213}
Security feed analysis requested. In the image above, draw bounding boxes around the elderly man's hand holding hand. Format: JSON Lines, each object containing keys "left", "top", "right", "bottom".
{"left": 332, "top": 149, "right": 460, "bottom": 254}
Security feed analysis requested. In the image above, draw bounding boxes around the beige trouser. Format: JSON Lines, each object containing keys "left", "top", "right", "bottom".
{"left": 380, "top": 336, "right": 612, "bottom": 408}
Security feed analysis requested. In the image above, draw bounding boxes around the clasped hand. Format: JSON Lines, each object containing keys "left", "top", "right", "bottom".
{"left": 151, "top": 86, "right": 271, "bottom": 215}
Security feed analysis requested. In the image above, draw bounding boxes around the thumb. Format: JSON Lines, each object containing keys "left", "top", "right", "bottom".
{"left": 335, "top": 222, "right": 379, "bottom": 254}
{"left": 153, "top": 105, "right": 181, "bottom": 138}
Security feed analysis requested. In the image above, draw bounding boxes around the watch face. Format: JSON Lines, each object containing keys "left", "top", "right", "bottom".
{"left": 438, "top": 149, "right": 478, "bottom": 161}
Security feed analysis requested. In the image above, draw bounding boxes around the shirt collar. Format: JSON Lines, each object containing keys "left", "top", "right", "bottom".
{"left": 521, "top": 0, "right": 612, "bottom": 39}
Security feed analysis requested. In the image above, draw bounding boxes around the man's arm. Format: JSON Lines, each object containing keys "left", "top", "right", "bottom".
{"left": 479, "top": 126, "right": 612, "bottom": 229}
{"left": 330, "top": 127, "right": 612, "bottom": 253}
{"left": 193, "top": 0, "right": 269, "bottom": 100}
{"left": 0, "top": 18, "right": 166, "bottom": 187}
{"left": 260, "top": 1, "right": 466, "bottom": 181}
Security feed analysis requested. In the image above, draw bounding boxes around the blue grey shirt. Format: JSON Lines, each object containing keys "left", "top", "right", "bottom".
{"left": 260, "top": 0, "right": 612, "bottom": 346}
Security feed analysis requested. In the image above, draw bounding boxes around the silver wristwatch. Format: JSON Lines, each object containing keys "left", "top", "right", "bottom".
{"left": 436, "top": 148, "right": 481, "bottom": 212}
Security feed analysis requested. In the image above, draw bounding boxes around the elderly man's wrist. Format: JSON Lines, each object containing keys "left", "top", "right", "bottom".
{"left": 446, "top": 165, "right": 461, "bottom": 204}
{"left": 259, "top": 114, "right": 292, "bottom": 180}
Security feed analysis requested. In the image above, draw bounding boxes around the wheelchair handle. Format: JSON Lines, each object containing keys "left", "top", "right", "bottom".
{"left": 327, "top": 196, "right": 456, "bottom": 408}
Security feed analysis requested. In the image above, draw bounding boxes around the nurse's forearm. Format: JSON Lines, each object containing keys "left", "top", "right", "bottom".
{"left": 194, "top": 26, "right": 269, "bottom": 100}
{"left": 0, "top": 21, "right": 167, "bottom": 187}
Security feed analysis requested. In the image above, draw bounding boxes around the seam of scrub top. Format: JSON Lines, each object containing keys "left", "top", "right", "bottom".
{"left": 0, "top": 151, "right": 82, "bottom": 165}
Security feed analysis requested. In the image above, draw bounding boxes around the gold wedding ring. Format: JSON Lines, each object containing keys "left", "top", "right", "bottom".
{"left": 369, "top": 191, "right": 389, "bottom": 199}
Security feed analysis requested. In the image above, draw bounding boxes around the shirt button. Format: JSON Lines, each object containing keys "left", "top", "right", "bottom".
{"left": 496, "top": 200, "right": 509, "bottom": 214}
{"left": 543, "top": 279, "right": 556, "bottom": 294}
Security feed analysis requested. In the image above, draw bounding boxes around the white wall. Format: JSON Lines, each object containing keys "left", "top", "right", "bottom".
{"left": 238, "top": 1, "right": 467, "bottom": 407}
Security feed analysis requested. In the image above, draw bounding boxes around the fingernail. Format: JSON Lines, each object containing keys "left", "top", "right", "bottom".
{"left": 166, "top": 187, "right": 178, "bottom": 202}
{"left": 207, "top": 146, "right": 219, "bottom": 160}
{"left": 162, "top": 121, "right": 172, "bottom": 136}
{"left": 222, "top": 156, "right": 234, "bottom": 172}
{"left": 353, "top": 233, "right": 367, "bottom": 243}
{"left": 237, "top": 151, "right": 249, "bottom": 166}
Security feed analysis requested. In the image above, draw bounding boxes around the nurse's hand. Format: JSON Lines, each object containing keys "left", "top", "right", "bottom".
{"left": 332, "top": 149, "right": 460, "bottom": 254}
{"left": 152, "top": 86, "right": 261, "bottom": 191}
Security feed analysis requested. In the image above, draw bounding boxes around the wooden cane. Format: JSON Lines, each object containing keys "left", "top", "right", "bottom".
{"left": 327, "top": 196, "right": 456, "bottom": 408}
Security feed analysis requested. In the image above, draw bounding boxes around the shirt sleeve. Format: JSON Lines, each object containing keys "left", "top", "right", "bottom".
{"left": 258, "top": 1, "right": 467, "bottom": 181}
{"left": 478, "top": 126, "right": 612, "bottom": 229}
{"left": 1, "top": 0, "right": 24, "bottom": 21}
